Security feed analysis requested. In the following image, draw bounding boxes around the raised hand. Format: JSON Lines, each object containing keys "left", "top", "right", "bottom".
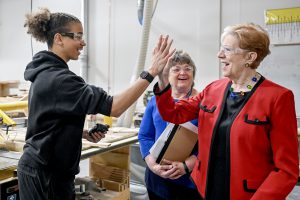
{"left": 157, "top": 53, "right": 175, "bottom": 89}
{"left": 148, "top": 35, "right": 175, "bottom": 77}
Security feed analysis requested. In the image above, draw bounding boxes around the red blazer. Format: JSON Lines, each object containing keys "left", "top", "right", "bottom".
{"left": 155, "top": 78, "right": 299, "bottom": 200}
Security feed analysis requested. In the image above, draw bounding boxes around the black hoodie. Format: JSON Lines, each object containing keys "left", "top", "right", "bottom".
{"left": 20, "top": 51, "right": 113, "bottom": 177}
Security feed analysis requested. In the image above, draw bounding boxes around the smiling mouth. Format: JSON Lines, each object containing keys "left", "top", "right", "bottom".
{"left": 221, "top": 62, "right": 230, "bottom": 69}
{"left": 221, "top": 61, "right": 229, "bottom": 65}
{"left": 178, "top": 77, "right": 188, "bottom": 81}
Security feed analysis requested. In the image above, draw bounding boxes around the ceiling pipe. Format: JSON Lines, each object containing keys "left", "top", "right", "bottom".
{"left": 117, "top": 0, "right": 154, "bottom": 127}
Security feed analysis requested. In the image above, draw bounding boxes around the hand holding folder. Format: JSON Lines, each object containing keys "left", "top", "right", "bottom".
{"left": 150, "top": 122, "right": 198, "bottom": 164}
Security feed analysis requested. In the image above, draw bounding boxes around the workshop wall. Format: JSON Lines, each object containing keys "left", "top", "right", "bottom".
{"left": 0, "top": 0, "right": 299, "bottom": 115}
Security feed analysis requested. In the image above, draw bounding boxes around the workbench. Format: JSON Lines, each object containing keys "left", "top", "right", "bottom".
{"left": 0, "top": 127, "right": 139, "bottom": 200}
{"left": 1, "top": 127, "right": 299, "bottom": 199}
{"left": 81, "top": 133, "right": 138, "bottom": 159}
{"left": 80, "top": 132, "right": 138, "bottom": 200}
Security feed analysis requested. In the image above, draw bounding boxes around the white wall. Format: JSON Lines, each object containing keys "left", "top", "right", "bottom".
{"left": 86, "top": 0, "right": 220, "bottom": 96}
{"left": 220, "top": 0, "right": 300, "bottom": 116}
{"left": 0, "top": 0, "right": 220, "bottom": 91}
{"left": 0, "top": 0, "right": 299, "bottom": 114}
{"left": 0, "top": 0, "right": 82, "bottom": 81}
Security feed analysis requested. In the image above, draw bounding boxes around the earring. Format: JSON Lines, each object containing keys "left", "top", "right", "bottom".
{"left": 245, "top": 63, "right": 250, "bottom": 68}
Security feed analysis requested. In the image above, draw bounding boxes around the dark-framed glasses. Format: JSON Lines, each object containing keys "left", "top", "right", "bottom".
{"left": 60, "top": 32, "right": 84, "bottom": 41}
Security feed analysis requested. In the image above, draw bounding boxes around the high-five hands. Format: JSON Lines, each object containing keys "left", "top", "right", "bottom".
{"left": 148, "top": 35, "right": 175, "bottom": 77}
{"left": 159, "top": 52, "right": 176, "bottom": 88}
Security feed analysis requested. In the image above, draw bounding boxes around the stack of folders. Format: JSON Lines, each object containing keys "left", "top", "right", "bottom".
{"left": 150, "top": 122, "right": 198, "bottom": 164}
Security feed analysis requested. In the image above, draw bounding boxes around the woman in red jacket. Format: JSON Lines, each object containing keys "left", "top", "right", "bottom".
{"left": 154, "top": 23, "right": 299, "bottom": 200}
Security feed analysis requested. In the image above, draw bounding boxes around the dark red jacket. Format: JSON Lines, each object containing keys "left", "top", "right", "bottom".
{"left": 155, "top": 78, "right": 298, "bottom": 200}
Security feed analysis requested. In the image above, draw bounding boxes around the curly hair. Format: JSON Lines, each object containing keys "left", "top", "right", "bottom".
{"left": 24, "top": 8, "right": 81, "bottom": 47}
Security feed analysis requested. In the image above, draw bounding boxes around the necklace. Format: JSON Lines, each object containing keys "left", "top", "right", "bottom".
{"left": 173, "top": 88, "right": 193, "bottom": 100}
{"left": 229, "top": 73, "right": 260, "bottom": 99}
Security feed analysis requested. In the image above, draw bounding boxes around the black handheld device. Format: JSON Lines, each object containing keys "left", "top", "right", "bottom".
{"left": 88, "top": 123, "right": 110, "bottom": 136}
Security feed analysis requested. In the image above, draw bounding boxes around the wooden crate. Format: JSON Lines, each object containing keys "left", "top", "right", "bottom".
{"left": 0, "top": 81, "right": 20, "bottom": 97}
{"left": 89, "top": 145, "right": 131, "bottom": 199}
{"left": 90, "top": 162, "right": 129, "bottom": 192}
{"left": 90, "top": 146, "right": 130, "bottom": 170}
{"left": 88, "top": 188, "right": 130, "bottom": 200}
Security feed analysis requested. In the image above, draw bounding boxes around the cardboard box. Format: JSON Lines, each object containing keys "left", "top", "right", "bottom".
{"left": 0, "top": 81, "right": 20, "bottom": 97}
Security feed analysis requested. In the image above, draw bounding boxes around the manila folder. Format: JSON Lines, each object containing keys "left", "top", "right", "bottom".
{"left": 157, "top": 122, "right": 198, "bottom": 164}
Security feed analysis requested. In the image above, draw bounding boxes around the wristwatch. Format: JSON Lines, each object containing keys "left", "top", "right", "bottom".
{"left": 183, "top": 161, "right": 190, "bottom": 174}
{"left": 140, "top": 71, "right": 154, "bottom": 83}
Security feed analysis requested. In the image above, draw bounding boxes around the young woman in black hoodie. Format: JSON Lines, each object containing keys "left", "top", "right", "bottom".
{"left": 19, "top": 7, "right": 173, "bottom": 199}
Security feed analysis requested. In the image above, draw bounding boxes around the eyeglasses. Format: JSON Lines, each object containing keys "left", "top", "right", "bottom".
{"left": 60, "top": 32, "right": 84, "bottom": 41}
{"left": 219, "top": 45, "right": 247, "bottom": 55}
{"left": 170, "top": 66, "right": 194, "bottom": 74}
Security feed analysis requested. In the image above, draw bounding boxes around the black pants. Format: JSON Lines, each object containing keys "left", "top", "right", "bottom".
{"left": 17, "top": 164, "right": 75, "bottom": 200}
{"left": 147, "top": 182, "right": 202, "bottom": 200}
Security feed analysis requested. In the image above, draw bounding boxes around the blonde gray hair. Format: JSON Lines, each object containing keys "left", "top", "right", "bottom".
{"left": 171, "top": 50, "right": 197, "bottom": 78}
{"left": 221, "top": 23, "right": 271, "bottom": 69}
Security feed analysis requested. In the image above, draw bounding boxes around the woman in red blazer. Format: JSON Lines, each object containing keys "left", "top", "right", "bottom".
{"left": 154, "top": 23, "right": 299, "bottom": 200}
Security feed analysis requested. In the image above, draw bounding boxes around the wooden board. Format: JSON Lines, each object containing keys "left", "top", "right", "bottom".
{"left": 0, "top": 157, "right": 18, "bottom": 181}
